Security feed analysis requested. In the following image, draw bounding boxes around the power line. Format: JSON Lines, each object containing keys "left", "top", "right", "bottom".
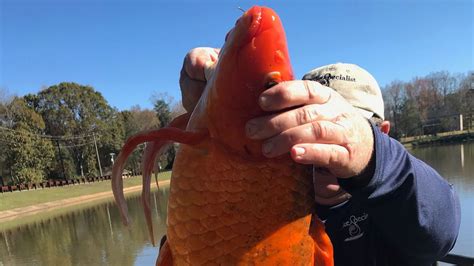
{"left": 0, "top": 128, "right": 102, "bottom": 147}
{"left": 0, "top": 137, "right": 98, "bottom": 148}
{"left": 59, "top": 141, "right": 97, "bottom": 148}
{"left": 0, "top": 125, "right": 98, "bottom": 140}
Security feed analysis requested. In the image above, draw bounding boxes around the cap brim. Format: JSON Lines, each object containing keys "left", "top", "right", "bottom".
{"left": 355, "top": 108, "right": 375, "bottom": 119}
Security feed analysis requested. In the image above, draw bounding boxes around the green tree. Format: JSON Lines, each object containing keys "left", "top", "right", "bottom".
{"left": 153, "top": 97, "right": 176, "bottom": 169}
{"left": 0, "top": 87, "right": 15, "bottom": 184}
{"left": 154, "top": 99, "right": 172, "bottom": 127}
{"left": 25, "top": 82, "right": 123, "bottom": 178}
{"left": 2, "top": 98, "right": 54, "bottom": 183}
{"left": 153, "top": 95, "right": 182, "bottom": 169}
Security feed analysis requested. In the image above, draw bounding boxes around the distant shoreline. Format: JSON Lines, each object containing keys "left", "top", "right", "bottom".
{"left": 400, "top": 130, "right": 474, "bottom": 148}
{"left": 0, "top": 179, "right": 170, "bottom": 223}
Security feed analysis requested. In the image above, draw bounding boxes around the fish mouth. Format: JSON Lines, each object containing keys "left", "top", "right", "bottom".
{"left": 225, "top": 6, "right": 272, "bottom": 48}
{"left": 246, "top": 6, "right": 263, "bottom": 42}
{"left": 245, "top": 6, "right": 277, "bottom": 46}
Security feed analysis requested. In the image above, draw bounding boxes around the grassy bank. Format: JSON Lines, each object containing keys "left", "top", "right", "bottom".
{"left": 0, "top": 171, "right": 171, "bottom": 212}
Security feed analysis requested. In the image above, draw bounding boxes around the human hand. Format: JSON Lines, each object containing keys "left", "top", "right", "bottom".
{"left": 179, "top": 47, "right": 220, "bottom": 113}
{"left": 245, "top": 80, "right": 375, "bottom": 178}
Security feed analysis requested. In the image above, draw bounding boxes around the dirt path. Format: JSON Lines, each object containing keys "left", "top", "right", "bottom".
{"left": 0, "top": 180, "right": 170, "bottom": 222}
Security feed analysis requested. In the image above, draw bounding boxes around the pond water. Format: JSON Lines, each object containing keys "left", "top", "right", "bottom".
{"left": 0, "top": 188, "right": 170, "bottom": 266}
{"left": 0, "top": 142, "right": 472, "bottom": 265}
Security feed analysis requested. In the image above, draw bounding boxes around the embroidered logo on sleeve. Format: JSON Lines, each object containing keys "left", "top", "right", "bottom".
{"left": 342, "top": 213, "right": 368, "bottom": 242}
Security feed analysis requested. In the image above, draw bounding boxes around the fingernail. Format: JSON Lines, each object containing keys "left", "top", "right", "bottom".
{"left": 263, "top": 141, "right": 274, "bottom": 155}
{"left": 259, "top": 95, "right": 270, "bottom": 108}
{"left": 246, "top": 122, "right": 258, "bottom": 137}
{"left": 294, "top": 147, "right": 305, "bottom": 156}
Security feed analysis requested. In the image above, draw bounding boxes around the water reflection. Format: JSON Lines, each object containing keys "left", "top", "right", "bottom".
{"left": 0, "top": 188, "right": 169, "bottom": 266}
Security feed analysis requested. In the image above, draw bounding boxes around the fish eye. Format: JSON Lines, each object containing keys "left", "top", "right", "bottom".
{"left": 264, "top": 80, "right": 278, "bottom": 89}
{"left": 264, "top": 72, "right": 282, "bottom": 89}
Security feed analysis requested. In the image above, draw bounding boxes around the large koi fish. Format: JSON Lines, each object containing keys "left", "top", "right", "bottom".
{"left": 112, "top": 6, "right": 333, "bottom": 265}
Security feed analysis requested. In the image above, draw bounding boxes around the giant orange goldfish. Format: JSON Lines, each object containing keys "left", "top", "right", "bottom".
{"left": 112, "top": 6, "right": 334, "bottom": 265}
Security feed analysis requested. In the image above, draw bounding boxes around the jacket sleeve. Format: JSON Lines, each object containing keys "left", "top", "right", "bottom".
{"left": 338, "top": 123, "right": 461, "bottom": 264}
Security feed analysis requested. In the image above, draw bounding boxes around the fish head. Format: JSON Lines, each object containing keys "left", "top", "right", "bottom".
{"left": 205, "top": 6, "right": 294, "bottom": 157}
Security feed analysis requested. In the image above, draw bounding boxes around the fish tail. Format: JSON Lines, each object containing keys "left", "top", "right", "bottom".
{"left": 111, "top": 113, "right": 208, "bottom": 230}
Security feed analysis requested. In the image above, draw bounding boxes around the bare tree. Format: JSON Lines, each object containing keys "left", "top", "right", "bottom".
{"left": 383, "top": 81, "right": 405, "bottom": 138}
{"left": 0, "top": 87, "right": 15, "bottom": 127}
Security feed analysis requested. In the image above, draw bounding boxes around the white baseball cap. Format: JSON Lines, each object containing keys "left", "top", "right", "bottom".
{"left": 302, "top": 63, "right": 385, "bottom": 120}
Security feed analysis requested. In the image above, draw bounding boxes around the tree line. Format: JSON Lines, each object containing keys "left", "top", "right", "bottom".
{"left": 0, "top": 71, "right": 472, "bottom": 185}
{"left": 382, "top": 71, "right": 473, "bottom": 139}
{"left": 0, "top": 82, "right": 183, "bottom": 185}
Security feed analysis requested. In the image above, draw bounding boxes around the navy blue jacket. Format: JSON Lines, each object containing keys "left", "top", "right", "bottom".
{"left": 315, "top": 124, "right": 461, "bottom": 266}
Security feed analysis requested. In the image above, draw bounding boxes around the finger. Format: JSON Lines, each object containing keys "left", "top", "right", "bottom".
{"left": 183, "top": 47, "right": 219, "bottom": 81}
{"left": 261, "top": 121, "right": 348, "bottom": 158}
{"left": 179, "top": 48, "right": 219, "bottom": 112}
{"left": 179, "top": 72, "right": 206, "bottom": 113}
{"left": 259, "top": 80, "right": 332, "bottom": 111}
{"left": 246, "top": 103, "right": 340, "bottom": 140}
{"left": 291, "top": 143, "right": 351, "bottom": 176}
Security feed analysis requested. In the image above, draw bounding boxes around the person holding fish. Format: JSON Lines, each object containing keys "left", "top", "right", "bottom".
{"left": 177, "top": 47, "right": 461, "bottom": 266}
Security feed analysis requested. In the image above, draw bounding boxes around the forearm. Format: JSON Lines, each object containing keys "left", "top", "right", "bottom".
{"left": 339, "top": 123, "right": 461, "bottom": 263}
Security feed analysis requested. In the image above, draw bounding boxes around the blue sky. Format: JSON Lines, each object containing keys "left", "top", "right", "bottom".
{"left": 1, "top": 0, "right": 472, "bottom": 111}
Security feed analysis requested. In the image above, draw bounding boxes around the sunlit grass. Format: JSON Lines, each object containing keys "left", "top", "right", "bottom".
{"left": 0, "top": 171, "right": 171, "bottom": 212}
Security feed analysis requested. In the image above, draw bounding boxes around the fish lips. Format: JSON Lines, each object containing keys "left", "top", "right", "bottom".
{"left": 226, "top": 6, "right": 276, "bottom": 50}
